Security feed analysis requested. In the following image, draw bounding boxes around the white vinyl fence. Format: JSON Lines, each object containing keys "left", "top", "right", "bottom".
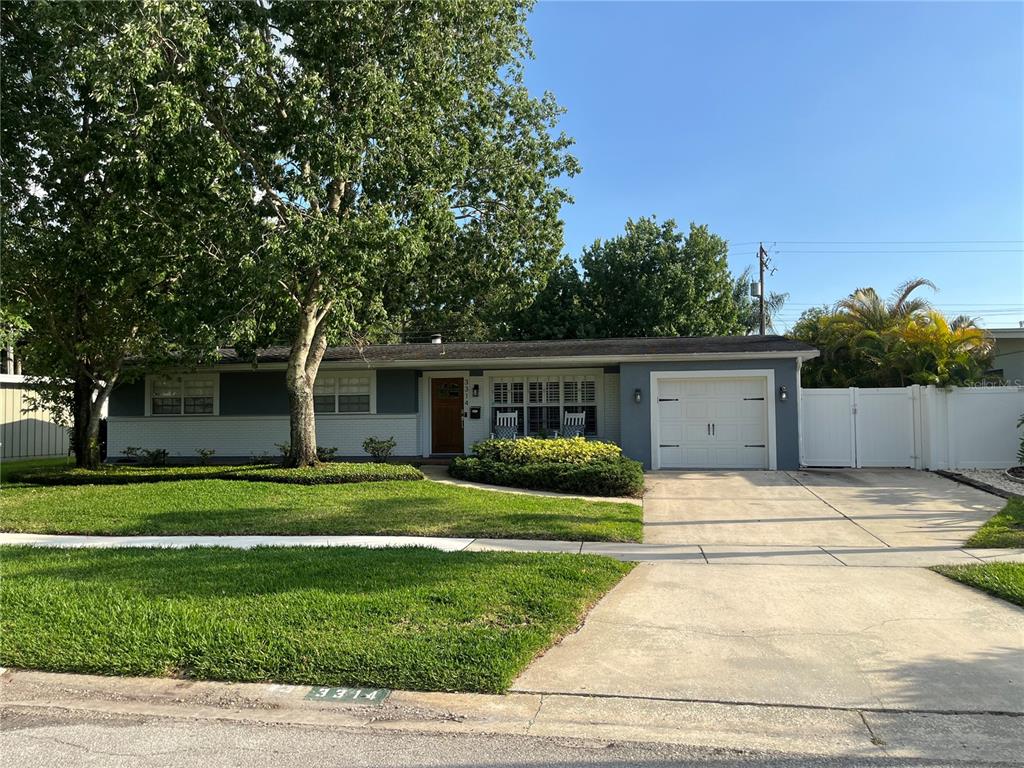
{"left": 0, "top": 375, "right": 70, "bottom": 461}
{"left": 800, "top": 385, "right": 1023, "bottom": 470}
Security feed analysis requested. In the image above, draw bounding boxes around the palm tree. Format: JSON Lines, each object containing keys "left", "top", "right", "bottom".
{"left": 732, "top": 266, "right": 789, "bottom": 334}
{"left": 833, "top": 277, "right": 936, "bottom": 332}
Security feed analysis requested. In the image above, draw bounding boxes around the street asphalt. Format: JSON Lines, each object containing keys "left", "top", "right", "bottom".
{"left": 4, "top": 706, "right": 1019, "bottom": 768}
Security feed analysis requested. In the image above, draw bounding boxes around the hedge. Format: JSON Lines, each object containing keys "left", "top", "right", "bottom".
{"left": 472, "top": 437, "right": 623, "bottom": 466}
{"left": 449, "top": 456, "right": 644, "bottom": 498}
{"left": 18, "top": 462, "right": 424, "bottom": 487}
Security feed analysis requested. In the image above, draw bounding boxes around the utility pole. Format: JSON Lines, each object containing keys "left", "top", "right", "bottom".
{"left": 758, "top": 242, "right": 767, "bottom": 336}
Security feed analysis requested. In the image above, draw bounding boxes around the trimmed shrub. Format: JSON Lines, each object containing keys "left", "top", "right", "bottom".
{"left": 472, "top": 437, "right": 622, "bottom": 466}
{"left": 239, "top": 463, "right": 422, "bottom": 485}
{"left": 450, "top": 456, "right": 644, "bottom": 498}
{"left": 363, "top": 436, "right": 398, "bottom": 463}
{"left": 23, "top": 462, "right": 424, "bottom": 487}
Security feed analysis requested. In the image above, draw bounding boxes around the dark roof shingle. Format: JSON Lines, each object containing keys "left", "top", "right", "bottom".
{"left": 216, "top": 335, "right": 817, "bottom": 365}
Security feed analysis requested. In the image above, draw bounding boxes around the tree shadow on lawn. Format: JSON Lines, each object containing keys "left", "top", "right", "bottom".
{"left": 8, "top": 488, "right": 642, "bottom": 540}
{"left": 1, "top": 545, "right": 618, "bottom": 602}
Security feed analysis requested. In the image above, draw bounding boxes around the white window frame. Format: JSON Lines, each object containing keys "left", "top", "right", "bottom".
{"left": 312, "top": 371, "right": 377, "bottom": 415}
{"left": 145, "top": 373, "right": 220, "bottom": 417}
{"left": 489, "top": 370, "right": 601, "bottom": 437}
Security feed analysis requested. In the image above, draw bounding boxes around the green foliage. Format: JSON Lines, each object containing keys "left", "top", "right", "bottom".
{"left": 1017, "top": 414, "right": 1024, "bottom": 466}
{"left": 450, "top": 456, "right": 644, "bottom": 498}
{"left": 138, "top": 448, "right": 169, "bottom": 467}
{"left": 20, "top": 462, "right": 423, "bottom": 487}
{"left": 0, "top": 546, "right": 631, "bottom": 693}
{"left": 1, "top": 1, "right": 238, "bottom": 467}
{"left": 580, "top": 218, "right": 743, "bottom": 338}
{"left": 512, "top": 257, "right": 589, "bottom": 340}
{"left": 473, "top": 437, "right": 623, "bottom": 465}
{"left": 0, "top": 474, "right": 642, "bottom": 541}
{"left": 731, "top": 265, "right": 789, "bottom": 334}
{"left": 195, "top": 448, "right": 216, "bottom": 466}
{"left": 457, "top": 438, "right": 642, "bottom": 496}
{"left": 966, "top": 498, "right": 1024, "bottom": 549}
{"left": 932, "top": 563, "right": 1024, "bottom": 608}
{"left": 791, "top": 280, "right": 993, "bottom": 388}
{"left": 315, "top": 446, "right": 339, "bottom": 462}
{"left": 362, "top": 436, "right": 398, "bottom": 463}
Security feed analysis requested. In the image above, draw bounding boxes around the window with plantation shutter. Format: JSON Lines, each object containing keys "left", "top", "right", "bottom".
{"left": 491, "top": 373, "right": 598, "bottom": 437}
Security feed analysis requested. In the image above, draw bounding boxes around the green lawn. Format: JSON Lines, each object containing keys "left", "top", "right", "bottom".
{"left": 965, "top": 498, "right": 1024, "bottom": 548}
{"left": 932, "top": 563, "right": 1024, "bottom": 608}
{"left": 0, "top": 545, "right": 631, "bottom": 693}
{"left": 0, "top": 474, "right": 643, "bottom": 542}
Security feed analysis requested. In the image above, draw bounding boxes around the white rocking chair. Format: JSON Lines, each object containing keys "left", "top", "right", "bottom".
{"left": 491, "top": 410, "right": 519, "bottom": 440}
{"left": 558, "top": 411, "right": 586, "bottom": 439}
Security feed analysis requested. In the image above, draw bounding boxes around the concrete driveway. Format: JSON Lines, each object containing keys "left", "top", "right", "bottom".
{"left": 643, "top": 468, "right": 1003, "bottom": 548}
{"left": 514, "top": 469, "right": 1024, "bottom": 713}
{"left": 513, "top": 562, "right": 1024, "bottom": 712}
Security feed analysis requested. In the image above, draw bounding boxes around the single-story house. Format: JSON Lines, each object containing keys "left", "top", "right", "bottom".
{"left": 988, "top": 326, "right": 1024, "bottom": 385}
{"left": 108, "top": 335, "right": 819, "bottom": 470}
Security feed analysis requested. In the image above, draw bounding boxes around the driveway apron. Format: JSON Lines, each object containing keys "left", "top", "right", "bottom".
{"left": 514, "top": 470, "right": 1023, "bottom": 713}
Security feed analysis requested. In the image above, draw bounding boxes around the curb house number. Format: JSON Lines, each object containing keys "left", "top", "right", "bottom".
{"left": 305, "top": 686, "right": 390, "bottom": 704}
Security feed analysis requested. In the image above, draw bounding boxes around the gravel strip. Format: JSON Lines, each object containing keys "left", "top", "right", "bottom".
{"left": 938, "top": 468, "right": 1023, "bottom": 499}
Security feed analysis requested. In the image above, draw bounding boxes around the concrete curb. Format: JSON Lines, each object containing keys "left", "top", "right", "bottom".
{"left": 2, "top": 669, "right": 1021, "bottom": 762}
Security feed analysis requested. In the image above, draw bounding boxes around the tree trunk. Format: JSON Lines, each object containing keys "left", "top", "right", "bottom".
{"left": 71, "top": 376, "right": 101, "bottom": 469}
{"left": 285, "top": 304, "right": 329, "bottom": 467}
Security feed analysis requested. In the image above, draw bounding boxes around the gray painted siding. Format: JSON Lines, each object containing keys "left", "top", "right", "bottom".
{"left": 220, "top": 371, "right": 289, "bottom": 415}
{"left": 108, "top": 368, "right": 422, "bottom": 417}
{"left": 109, "top": 379, "right": 146, "bottom": 417}
{"left": 377, "top": 369, "right": 418, "bottom": 414}
{"left": 618, "top": 359, "right": 801, "bottom": 470}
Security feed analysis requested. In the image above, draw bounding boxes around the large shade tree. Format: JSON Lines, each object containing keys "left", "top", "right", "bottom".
{"left": 193, "top": 0, "right": 577, "bottom": 465}
{"left": 1, "top": 1, "right": 239, "bottom": 468}
{"left": 580, "top": 217, "right": 743, "bottom": 338}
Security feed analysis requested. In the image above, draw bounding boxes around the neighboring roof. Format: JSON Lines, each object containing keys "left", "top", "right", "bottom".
{"left": 988, "top": 327, "right": 1024, "bottom": 339}
{"left": 216, "top": 335, "right": 819, "bottom": 367}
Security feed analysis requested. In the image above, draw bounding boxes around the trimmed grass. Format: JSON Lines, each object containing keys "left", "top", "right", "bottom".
{"left": 965, "top": 498, "right": 1024, "bottom": 548}
{"left": 19, "top": 461, "right": 424, "bottom": 486}
{"left": 932, "top": 563, "right": 1024, "bottom": 608}
{"left": 0, "top": 476, "right": 643, "bottom": 542}
{"left": 0, "top": 456, "right": 72, "bottom": 484}
{"left": 0, "top": 545, "right": 632, "bottom": 693}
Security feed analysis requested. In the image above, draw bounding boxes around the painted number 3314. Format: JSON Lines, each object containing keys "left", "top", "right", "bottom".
{"left": 306, "top": 686, "right": 389, "bottom": 703}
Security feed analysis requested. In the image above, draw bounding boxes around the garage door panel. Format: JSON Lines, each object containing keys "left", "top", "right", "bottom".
{"left": 683, "top": 401, "right": 711, "bottom": 419}
{"left": 656, "top": 375, "right": 769, "bottom": 470}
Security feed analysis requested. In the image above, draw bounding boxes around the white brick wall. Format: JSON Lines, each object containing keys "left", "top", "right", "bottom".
{"left": 108, "top": 415, "right": 420, "bottom": 459}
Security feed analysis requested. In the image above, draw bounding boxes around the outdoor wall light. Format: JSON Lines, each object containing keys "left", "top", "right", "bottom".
{"left": 634, "top": 388, "right": 642, "bottom": 404}
{"left": 778, "top": 385, "right": 788, "bottom": 402}
{"left": 471, "top": 383, "right": 479, "bottom": 398}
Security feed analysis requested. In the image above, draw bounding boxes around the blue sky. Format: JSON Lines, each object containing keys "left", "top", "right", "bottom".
{"left": 522, "top": 1, "right": 1024, "bottom": 330}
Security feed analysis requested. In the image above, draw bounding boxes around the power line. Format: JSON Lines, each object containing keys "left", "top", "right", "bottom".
{"left": 729, "top": 239, "right": 1024, "bottom": 246}
{"left": 774, "top": 249, "right": 1024, "bottom": 254}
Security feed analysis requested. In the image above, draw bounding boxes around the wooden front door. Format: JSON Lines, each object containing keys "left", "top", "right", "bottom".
{"left": 431, "top": 377, "right": 464, "bottom": 454}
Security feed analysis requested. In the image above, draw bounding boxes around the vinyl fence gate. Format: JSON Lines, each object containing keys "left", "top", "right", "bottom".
{"left": 800, "top": 385, "right": 1023, "bottom": 470}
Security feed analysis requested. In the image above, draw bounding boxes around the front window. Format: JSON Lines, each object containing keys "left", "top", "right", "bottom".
{"left": 150, "top": 375, "right": 215, "bottom": 416}
{"left": 314, "top": 374, "right": 372, "bottom": 414}
{"left": 492, "top": 374, "right": 597, "bottom": 436}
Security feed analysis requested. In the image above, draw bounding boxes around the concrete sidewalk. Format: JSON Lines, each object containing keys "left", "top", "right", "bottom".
{"left": 3, "top": 669, "right": 1022, "bottom": 763}
{"left": 3, "top": 532, "right": 1022, "bottom": 566}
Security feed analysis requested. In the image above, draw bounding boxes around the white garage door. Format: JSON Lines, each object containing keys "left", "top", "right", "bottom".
{"left": 656, "top": 377, "right": 769, "bottom": 469}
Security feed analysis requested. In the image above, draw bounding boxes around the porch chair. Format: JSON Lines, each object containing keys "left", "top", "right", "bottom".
{"left": 559, "top": 410, "right": 586, "bottom": 439}
{"left": 491, "top": 410, "right": 519, "bottom": 440}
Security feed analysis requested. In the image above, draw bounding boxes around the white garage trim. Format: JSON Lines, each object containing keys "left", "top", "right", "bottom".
{"left": 649, "top": 369, "right": 777, "bottom": 470}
